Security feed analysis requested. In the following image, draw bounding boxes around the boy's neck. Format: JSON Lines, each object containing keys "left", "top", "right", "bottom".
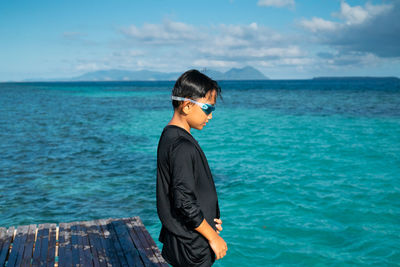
{"left": 168, "top": 112, "right": 191, "bottom": 134}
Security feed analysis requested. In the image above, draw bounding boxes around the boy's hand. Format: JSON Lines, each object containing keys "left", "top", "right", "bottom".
{"left": 214, "top": 218, "right": 223, "bottom": 234}
{"left": 209, "top": 234, "right": 227, "bottom": 260}
{"left": 195, "top": 218, "right": 227, "bottom": 260}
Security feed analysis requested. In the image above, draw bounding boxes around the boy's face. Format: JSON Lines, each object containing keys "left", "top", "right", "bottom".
{"left": 186, "top": 90, "right": 216, "bottom": 130}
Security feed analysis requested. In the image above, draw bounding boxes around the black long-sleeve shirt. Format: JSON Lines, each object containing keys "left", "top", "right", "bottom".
{"left": 156, "top": 125, "right": 220, "bottom": 266}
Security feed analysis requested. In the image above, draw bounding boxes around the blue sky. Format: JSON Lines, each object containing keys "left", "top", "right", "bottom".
{"left": 0, "top": 0, "right": 399, "bottom": 81}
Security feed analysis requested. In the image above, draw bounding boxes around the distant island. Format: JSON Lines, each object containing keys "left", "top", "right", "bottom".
{"left": 24, "top": 66, "right": 268, "bottom": 82}
{"left": 202, "top": 66, "right": 268, "bottom": 81}
{"left": 313, "top": 76, "right": 400, "bottom": 81}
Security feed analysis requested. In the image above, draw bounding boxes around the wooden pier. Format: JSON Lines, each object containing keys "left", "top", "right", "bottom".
{"left": 0, "top": 216, "right": 168, "bottom": 267}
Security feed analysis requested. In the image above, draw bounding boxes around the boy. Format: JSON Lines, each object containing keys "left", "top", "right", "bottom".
{"left": 156, "top": 70, "right": 227, "bottom": 267}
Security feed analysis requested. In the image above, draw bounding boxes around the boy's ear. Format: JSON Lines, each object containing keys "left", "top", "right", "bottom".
{"left": 181, "top": 102, "right": 192, "bottom": 115}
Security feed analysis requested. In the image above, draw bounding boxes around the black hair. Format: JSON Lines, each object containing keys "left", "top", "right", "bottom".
{"left": 172, "top": 69, "right": 222, "bottom": 109}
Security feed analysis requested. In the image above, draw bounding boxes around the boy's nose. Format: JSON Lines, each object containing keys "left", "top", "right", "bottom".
{"left": 208, "top": 112, "right": 212, "bottom": 119}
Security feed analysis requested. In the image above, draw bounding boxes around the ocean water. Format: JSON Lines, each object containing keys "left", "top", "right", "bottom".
{"left": 1, "top": 79, "right": 400, "bottom": 266}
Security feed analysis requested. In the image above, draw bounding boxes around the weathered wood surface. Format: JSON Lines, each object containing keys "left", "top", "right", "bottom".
{"left": 0, "top": 217, "right": 167, "bottom": 267}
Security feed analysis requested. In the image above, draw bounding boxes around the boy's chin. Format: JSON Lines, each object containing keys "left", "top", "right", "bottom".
{"left": 193, "top": 124, "right": 205, "bottom": 130}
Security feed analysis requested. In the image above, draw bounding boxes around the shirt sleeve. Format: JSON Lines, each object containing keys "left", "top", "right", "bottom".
{"left": 170, "top": 138, "right": 204, "bottom": 229}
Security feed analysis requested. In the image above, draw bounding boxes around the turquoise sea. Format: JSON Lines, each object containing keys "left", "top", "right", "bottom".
{"left": 1, "top": 79, "right": 400, "bottom": 266}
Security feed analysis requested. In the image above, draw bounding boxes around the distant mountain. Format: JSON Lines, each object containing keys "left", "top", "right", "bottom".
{"left": 200, "top": 69, "right": 225, "bottom": 80}
{"left": 208, "top": 66, "right": 268, "bottom": 80}
{"left": 65, "top": 66, "right": 268, "bottom": 81}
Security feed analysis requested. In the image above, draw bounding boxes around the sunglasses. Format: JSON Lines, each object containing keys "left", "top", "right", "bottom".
{"left": 171, "top": 96, "right": 215, "bottom": 115}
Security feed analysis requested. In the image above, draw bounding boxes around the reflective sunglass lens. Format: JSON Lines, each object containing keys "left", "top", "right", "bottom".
{"left": 203, "top": 105, "right": 215, "bottom": 115}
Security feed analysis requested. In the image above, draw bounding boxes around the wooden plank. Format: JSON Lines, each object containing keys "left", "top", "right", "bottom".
{"left": 39, "top": 224, "right": 50, "bottom": 266}
{"left": 126, "top": 218, "right": 166, "bottom": 266}
{"left": 91, "top": 220, "right": 110, "bottom": 267}
{"left": 0, "top": 227, "right": 9, "bottom": 265}
{"left": 32, "top": 223, "right": 49, "bottom": 267}
{"left": 83, "top": 221, "right": 100, "bottom": 267}
{"left": 106, "top": 219, "right": 129, "bottom": 267}
{"left": 98, "top": 219, "right": 121, "bottom": 267}
{"left": 77, "top": 222, "right": 93, "bottom": 266}
{"left": 20, "top": 224, "right": 37, "bottom": 266}
{"left": 111, "top": 220, "right": 144, "bottom": 267}
{"left": 122, "top": 218, "right": 159, "bottom": 267}
{"left": 58, "top": 222, "right": 72, "bottom": 267}
{"left": 46, "top": 223, "right": 57, "bottom": 267}
{"left": 32, "top": 224, "right": 43, "bottom": 266}
{"left": 85, "top": 220, "right": 107, "bottom": 267}
{"left": 70, "top": 222, "right": 82, "bottom": 266}
{"left": 126, "top": 217, "right": 155, "bottom": 262}
{"left": 75, "top": 223, "right": 85, "bottom": 266}
{"left": 99, "top": 219, "right": 121, "bottom": 266}
{"left": 133, "top": 218, "right": 167, "bottom": 266}
{"left": 96, "top": 220, "right": 113, "bottom": 267}
{"left": 0, "top": 226, "right": 15, "bottom": 266}
{"left": 7, "top": 224, "right": 29, "bottom": 267}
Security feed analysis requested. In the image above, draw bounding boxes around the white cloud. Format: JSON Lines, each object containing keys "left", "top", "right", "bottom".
{"left": 279, "top": 57, "right": 313, "bottom": 66}
{"left": 120, "top": 20, "right": 297, "bottom": 62}
{"left": 112, "top": 50, "right": 145, "bottom": 57}
{"left": 113, "top": 20, "right": 315, "bottom": 75}
{"left": 199, "top": 22, "right": 287, "bottom": 65}
{"left": 193, "top": 59, "right": 239, "bottom": 68}
{"left": 337, "top": 1, "right": 392, "bottom": 25}
{"left": 299, "top": 1, "right": 400, "bottom": 58}
{"left": 257, "top": 0, "right": 295, "bottom": 8}
{"left": 198, "top": 46, "right": 302, "bottom": 60}
{"left": 317, "top": 51, "right": 382, "bottom": 69}
{"left": 301, "top": 1, "right": 392, "bottom": 33}
{"left": 121, "top": 19, "right": 200, "bottom": 44}
{"left": 300, "top": 17, "right": 338, "bottom": 32}
{"left": 338, "top": 2, "right": 369, "bottom": 25}
{"left": 76, "top": 62, "right": 107, "bottom": 72}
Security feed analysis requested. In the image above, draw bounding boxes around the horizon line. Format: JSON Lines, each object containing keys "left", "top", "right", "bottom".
{"left": 1, "top": 76, "right": 400, "bottom": 83}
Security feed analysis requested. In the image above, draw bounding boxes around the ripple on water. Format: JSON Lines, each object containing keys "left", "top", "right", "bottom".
{"left": 1, "top": 81, "right": 400, "bottom": 266}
